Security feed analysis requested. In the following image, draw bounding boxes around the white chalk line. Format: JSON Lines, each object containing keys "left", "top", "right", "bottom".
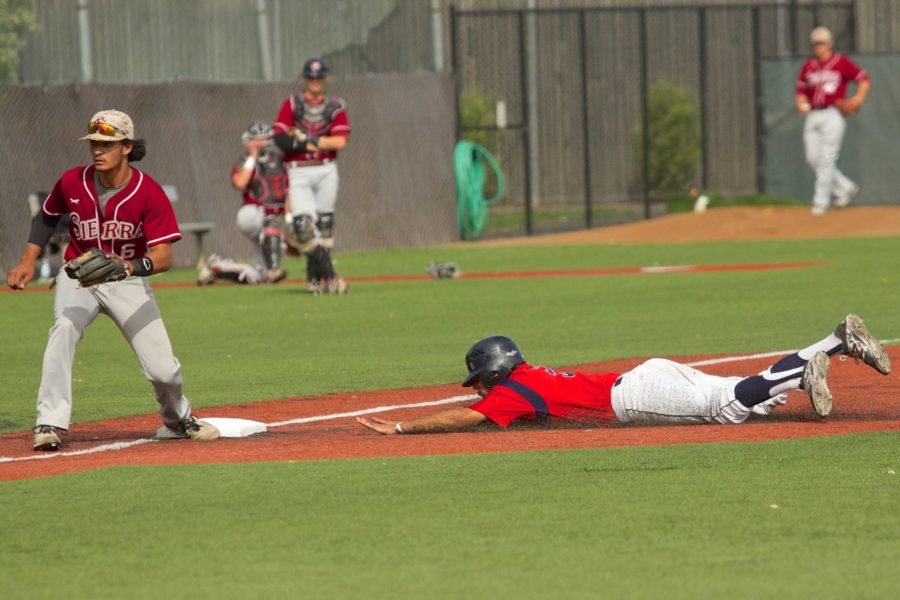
{"left": 3, "top": 340, "right": 896, "bottom": 464}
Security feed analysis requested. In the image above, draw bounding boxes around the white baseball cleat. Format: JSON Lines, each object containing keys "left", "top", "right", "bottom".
{"left": 833, "top": 185, "right": 859, "bottom": 209}
{"left": 33, "top": 425, "right": 63, "bottom": 451}
{"left": 802, "top": 351, "right": 832, "bottom": 417}
{"left": 811, "top": 205, "right": 828, "bottom": 217}
{"left": 162, "top": 416, "right": 220, "bottom": 442}
{"left": 751, "top": 392, "right": 788, "bottom": 416}
{"left": 835, "top": 313, "right": 892, "bottom": 375}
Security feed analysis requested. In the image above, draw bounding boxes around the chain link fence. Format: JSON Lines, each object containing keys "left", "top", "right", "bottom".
{"left": 0, "top": 74, "right": 457, "bottom": 274}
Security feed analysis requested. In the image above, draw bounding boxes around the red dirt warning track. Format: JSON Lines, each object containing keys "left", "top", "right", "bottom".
{"left": 2, "top": 349, "right": 898, "bottom": 482}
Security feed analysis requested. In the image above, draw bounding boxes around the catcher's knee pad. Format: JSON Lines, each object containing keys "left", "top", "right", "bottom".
{"left": 317, "top": 212, "right": 334, "bottom": 249}
{"left": 290, "top": 214, "right": 319, "bottom": 253}
{"left": 236, "top": 204, "right": 264, "bottom": 240}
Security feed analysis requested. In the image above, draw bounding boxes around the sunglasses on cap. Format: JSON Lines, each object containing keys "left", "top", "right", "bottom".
{"left": 88, "top": 121, "right": 128, "bottom": 138}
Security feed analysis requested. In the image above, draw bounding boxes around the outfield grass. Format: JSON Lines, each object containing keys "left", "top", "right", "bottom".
{"left": 2, "top": 235, "right": 898, "bottom": 598}
{"left": 1, "top": 433, "right": 898, "bottom": 598}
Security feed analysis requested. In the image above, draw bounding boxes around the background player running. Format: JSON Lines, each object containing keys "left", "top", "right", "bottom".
{"left": 6, "top": 109, "right": 219, "bottom": 451}
{"left": 796, "top": 26, "right": 870, "bottom": 216}
{"left": 358, "top": 314, "right": 891, "bottom": 434}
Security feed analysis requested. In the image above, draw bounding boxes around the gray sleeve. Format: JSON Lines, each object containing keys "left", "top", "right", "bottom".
{"left": 27, "top": 212, "right": 61, "bottom": 248}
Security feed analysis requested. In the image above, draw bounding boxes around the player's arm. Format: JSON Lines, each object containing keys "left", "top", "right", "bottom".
{"left": 6, "top": 211, "right": 62, "bottom": 290}
{"left": 310, "top": 133, "right": 347, "bottom": 152}
{"left": 795, "top": 93, "right": 812, "bottom": 113}
{"left": 131, "top": 243, "right": 173, "bottom": 276}
{"left": 357, "top": 408, "right": 488, "bottom": 435}
{"left": 846, "top": 78, "right": 871, "bottom": 110}
{"left": 231, "top": 141, "right": 264, "bottom": 191}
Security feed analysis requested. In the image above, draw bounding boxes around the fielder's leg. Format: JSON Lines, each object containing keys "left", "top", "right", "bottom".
{"left": 235, "top": 204, "right": 266, "bottom": 266}
{"left": 260, "top": 214, "right": 286, "bottom": 282}
{"left": 35, "top": 273, "right": 102, "bottom": 435}
{"left": 95, "top": 277, "right": 193, "bottom": 430}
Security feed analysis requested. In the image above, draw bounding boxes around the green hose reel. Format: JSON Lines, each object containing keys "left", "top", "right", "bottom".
{"left": 454, "top": 140, "right": 505, "bottom": 240}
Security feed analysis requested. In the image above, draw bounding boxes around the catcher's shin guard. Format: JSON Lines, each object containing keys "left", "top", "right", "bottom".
{"left": 260, "top": 217, "right": 284, "bottom": 271}
{"left": 317, "top": 212, "right": 334, "bottom": 250}
{"left": 304, "top": 245, "right": 336, "bottom": 282}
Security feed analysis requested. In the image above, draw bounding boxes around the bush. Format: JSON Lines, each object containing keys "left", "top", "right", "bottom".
{"left": 459, "top": 86, "right": 501, "bottom": 159}
{"left": 0, "top": 0, "right": 38, "bottom": 82}
{"left": 633, "top": 79, "right": 701, "bottom": 196}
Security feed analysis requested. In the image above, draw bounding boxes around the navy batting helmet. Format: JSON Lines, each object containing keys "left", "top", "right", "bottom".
{"left": 302, "top": 57, "right": 329, "bottom": 79}
{"left": 462, "top": 336, "right": 525, "bottom": 388}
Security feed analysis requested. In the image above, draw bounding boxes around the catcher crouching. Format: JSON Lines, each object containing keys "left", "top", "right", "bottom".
{"left": 5, "top": 109, "right": 219, "bottom": 451}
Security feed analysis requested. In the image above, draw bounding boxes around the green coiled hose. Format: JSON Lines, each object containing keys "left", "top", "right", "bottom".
{"left": 454, "top": 140, "right": 505, "bottom": 240}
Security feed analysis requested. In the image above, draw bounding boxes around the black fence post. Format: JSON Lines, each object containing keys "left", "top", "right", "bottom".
{"left": 698, "top": 6, "right": 708, "bottom": 190}
{"left": 579, "top": 9, "right": 592, "bottom": 229}
{"left": 449, "top": 4, "right": 461, "bottom": 142}
{"left": 752, "top": 6, "right": 765, "bottom": 195}
{"left": 518, "top": 9, "right": 533, "bottom": 236}
{"left": 639, "top": 8, "right": 651, "bottom": 220}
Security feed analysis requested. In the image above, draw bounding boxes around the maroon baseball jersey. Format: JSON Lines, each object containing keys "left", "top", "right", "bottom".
{"left": 230, "top": 152, "right": 287, "bottom": 214}
{"left": 42, "top": 166, "right": 181, "bottom": 261}
{"left": 273, "top": 93, "right": 350, "bottom": 163}
{"left": 796, "top": 53, "right": 869, "bottom": 108}
{"left": 467, "top": 363, "right": 621, "bottom": 427}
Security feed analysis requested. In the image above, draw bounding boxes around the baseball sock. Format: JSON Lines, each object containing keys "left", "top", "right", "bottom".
{"left": 734, "top": 333, "right": 843, "bottom": 407}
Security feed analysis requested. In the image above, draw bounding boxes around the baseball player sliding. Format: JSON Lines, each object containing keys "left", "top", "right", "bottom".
{"left": 6, "top": 110, "right": 220, "bottom": 451}
{"left": 358, "top": 314, "right": 891, "bottom": 434}
{"left": 796, "top": 26, "right": 870, "bottom": 216}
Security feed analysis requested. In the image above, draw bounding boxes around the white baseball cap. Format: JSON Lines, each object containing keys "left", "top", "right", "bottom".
{"left": 80, "top": 110, "right": 135, "bottom": 141}
{"left": 810, "top": 26, "right": 833, "bottom": 44}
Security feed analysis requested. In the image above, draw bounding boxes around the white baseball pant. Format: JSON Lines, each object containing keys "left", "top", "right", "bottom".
{"left": 35, "top": 272, "right": 192, "bottom": 430}
{"left": 287, "top": 162, "right": 339, "bottom": 217}
{"left": 610, "top": 358, "right": 752, "bottom": 425}
{"left": 803, "top": 107, "right": 857, "bottom": 212}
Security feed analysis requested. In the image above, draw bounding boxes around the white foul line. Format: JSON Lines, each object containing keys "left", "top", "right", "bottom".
{"left": 3, "top": 339, "right": 896, "bottom": 464}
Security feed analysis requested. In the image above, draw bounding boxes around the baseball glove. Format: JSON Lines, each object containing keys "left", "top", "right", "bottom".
{"left": 426, "top": 261, "right": 460, "bottom": 279}
{"left": 63, "top": 247, "right": 130, "bottom": 286}
{"left": 834, "top": 98, "right": 860, "bottom": 117}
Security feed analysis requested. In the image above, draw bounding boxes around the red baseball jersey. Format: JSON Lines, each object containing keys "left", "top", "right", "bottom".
{"left": 467, "top": 363, "right": 621, "bottom": 427}
{"left": 230, "top": 153, "right": 287, "bottom": 214}
{"left": 273, "top": 94, "right": 350, "bottom": 163}
{"left": 42, "top": 166, "right": 181, "bottom": 261}
{"left": 796, "top": 52, "right": 869, "bottom": 108}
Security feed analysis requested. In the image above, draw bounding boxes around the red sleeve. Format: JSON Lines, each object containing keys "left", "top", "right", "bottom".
{"left": 328, "top": 103, "right": 350, "bottom": 138}
{"left": 141, "top": 178, "right": 182, "bottom": 246}
{"left": 273, "top": 98, "right": 295, "bottom": 136}
{"left": 842, "top": 56, "right": 869, "bottom": 83}
{"left": 467, "top": 387, "right": 536, "bottom": 427}
{"left": 41, "top": 178, "right": 68, "bottom": 216}
{"left": 795, "top": 61, "right": 811, "bottom": 95}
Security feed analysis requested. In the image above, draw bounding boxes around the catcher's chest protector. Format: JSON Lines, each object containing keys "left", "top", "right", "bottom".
{"left": 291, "top": 94, "right": 344, "bottom": 138}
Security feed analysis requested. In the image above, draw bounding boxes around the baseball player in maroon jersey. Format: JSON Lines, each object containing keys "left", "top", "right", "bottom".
{"left": 358, "top": 315, "right": 891, "bottom": 435}
{"left": 198, "top": 121, "right": 289, "bottom": 285}
{"left": 6, "top": 110, "right": 219, "bottom": 451}
{"left": 273, "top": 56, "right": 350, "bottom": 294}
{"left": 796, "top": 26, "right": 870, "bottom": 216}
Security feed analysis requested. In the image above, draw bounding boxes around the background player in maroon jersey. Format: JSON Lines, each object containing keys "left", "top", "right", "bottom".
{"left": 198, "top": 121, "right": 288, "bottom": 285}
{"left": 795, "top": 26, "right": 870, "bottom": 216}
{"left": 273, "top": 56, "right": 350, "bottom": 294}
{"left": 358, "top": 315, "right": 891, "bottom": 435}
{"left": 6, "top": 110, "right": 219, "bottom": 451}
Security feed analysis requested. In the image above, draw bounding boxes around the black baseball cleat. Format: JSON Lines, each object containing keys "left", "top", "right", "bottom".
{"left": 835, "top": 314, "right": 892, "bottom": 375}
{"left": 33, "top": 425, "right": 63, "bottom": 451}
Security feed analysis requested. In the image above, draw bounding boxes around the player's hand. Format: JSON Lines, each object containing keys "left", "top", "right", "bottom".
{"left": 835, "top": 97, "right": 861, "bottom": 116}
{"left": 244, "top": 138, "right": 266, "bottom": 157}
{"left": 356, "top": 416, "right": 400, "bottom": 435}
{"left": 797, "top": 101, "right": 812, "bottom": 114}
{"left": 6, "top": 260, "right": 36, "bottom": 290}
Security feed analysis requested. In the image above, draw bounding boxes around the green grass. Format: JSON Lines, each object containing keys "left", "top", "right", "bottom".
{"left": 2, "top": 234, "right": 899, "bottom": 598}
{"left": 1, "top": 433, "right": 898, "bottom": 598}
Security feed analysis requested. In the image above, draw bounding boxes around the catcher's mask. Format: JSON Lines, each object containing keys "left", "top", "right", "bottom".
{"left": 242, "top": 121, "right": 273, "bottom": 143}
{"left": 462, "top": 336, "right": 525, "bottom": 388}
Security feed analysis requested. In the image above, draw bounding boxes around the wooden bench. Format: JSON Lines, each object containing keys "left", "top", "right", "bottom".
{"left": 163, "top": 185, "right": 215, "bottom": 267}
